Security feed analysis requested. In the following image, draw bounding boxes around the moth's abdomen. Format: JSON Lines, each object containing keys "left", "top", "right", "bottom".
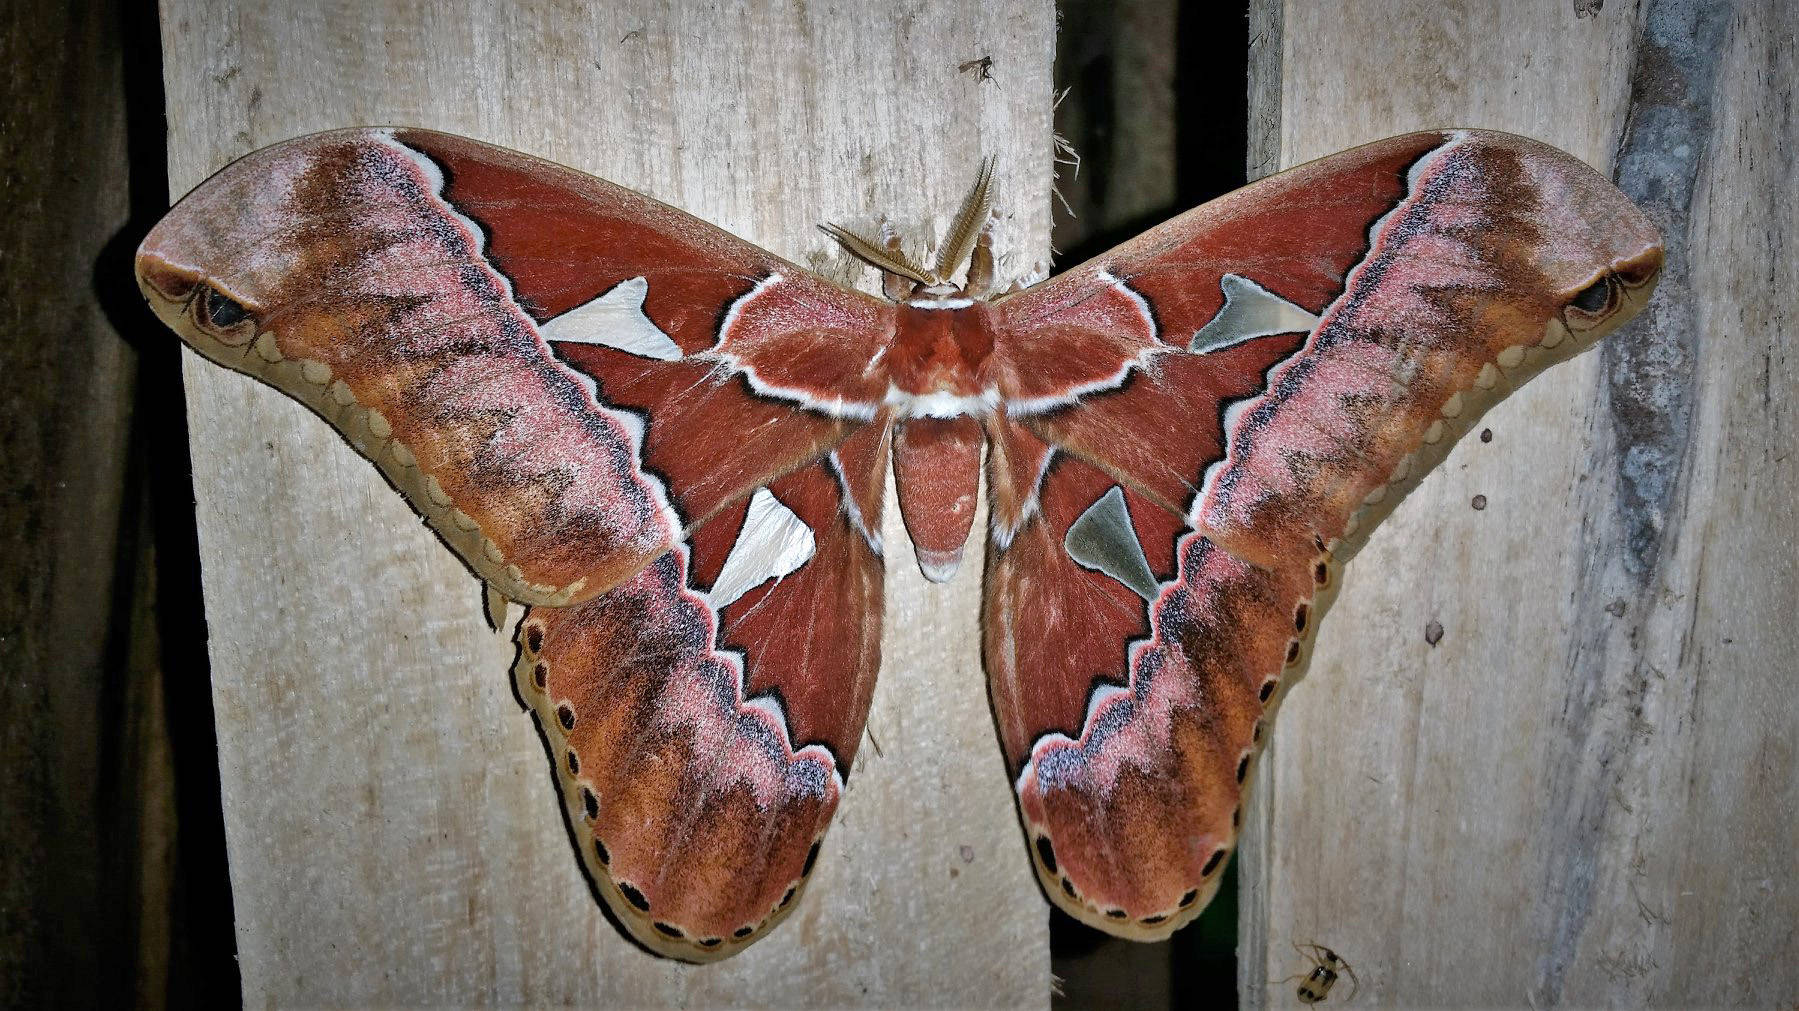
{"left": 893, "top": 416, "right": 983, "bottom": 581}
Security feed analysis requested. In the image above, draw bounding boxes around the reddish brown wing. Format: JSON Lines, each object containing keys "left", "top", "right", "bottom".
{"left": 135, "top": 128, "right": 893, "bottom": 607}
{"left": 516, "top": 420, "right": 887, "bottom": 962}
{"left": 983, "top": 131, "right": 1663, "bottom": 937}
{"left": 134, "top": 129, "right": 899, "bottom": 961}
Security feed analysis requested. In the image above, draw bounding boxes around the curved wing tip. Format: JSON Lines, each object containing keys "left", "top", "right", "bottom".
{"left": 1025, "top": 828, "right": 1231, "bottom": 942}
{"left": 1035, "top": 860, "right": 1224, "bottom": 942}
{"left": 597, "top": 870, "right": 819, "bottom": 963}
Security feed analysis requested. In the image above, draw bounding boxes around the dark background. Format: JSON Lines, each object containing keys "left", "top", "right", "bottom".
{"left": 0, "top": 2, "right": 1244, "bottom": 1006}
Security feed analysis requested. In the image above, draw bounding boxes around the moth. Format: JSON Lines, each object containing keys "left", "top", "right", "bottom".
{"left": 136, "top": 128, "right": 1661, "bottom": 961}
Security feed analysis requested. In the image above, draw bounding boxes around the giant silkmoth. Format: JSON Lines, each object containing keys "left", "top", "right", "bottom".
{"left": 136, "top": 129, "right": 1661, "bottom": 961}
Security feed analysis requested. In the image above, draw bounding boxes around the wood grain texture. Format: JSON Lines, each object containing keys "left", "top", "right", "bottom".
{"left": 157, "top": 2, "right": 1053, "bottom": 1004}
{"left": 1241, "top": 1, "right": 1795, "bottom": 1006}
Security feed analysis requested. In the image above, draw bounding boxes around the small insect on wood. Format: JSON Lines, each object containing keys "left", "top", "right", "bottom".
{"left": 959, "top": 54, "right": 995, "bottom": 82}
{"left": 1275, "top": 942, "right": 1359, "bottom": 1004}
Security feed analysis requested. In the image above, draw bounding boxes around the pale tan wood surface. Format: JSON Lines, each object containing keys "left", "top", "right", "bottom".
{"left": 1242, "top": 2, "right": 1795, "bottom": 1007}
{"left": 159, "top": 2, "right": 1054, "bottom": 1005}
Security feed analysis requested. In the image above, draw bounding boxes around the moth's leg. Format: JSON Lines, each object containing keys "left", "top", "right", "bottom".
{"left": 482, "top": 582, "right": 510, "bottom": 632}
{"left": 964, "top": 219, "right": 996, "bottom": 298}
{"left": 881, "top": 222, "right": 915, "bottom": 302}
{"left": 1336, "top": 955, "right": 1361, "bottom": 1002}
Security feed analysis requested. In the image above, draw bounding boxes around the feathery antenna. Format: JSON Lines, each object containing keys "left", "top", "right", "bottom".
{"left": 820, "top": 222, "right": 940, "bottom": 286}
{"left": 933, "top": 157, "right": 996, "bottom": 282}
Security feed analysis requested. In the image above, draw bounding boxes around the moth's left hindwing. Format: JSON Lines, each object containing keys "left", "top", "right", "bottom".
{"left": 516, "top": 420, "right": 888, "bottom": 961}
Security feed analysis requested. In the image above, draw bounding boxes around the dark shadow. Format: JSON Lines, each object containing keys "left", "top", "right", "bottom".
{"left": 1164, "top": 10, "right": 1248, "bottom": 1007}
{"left": 1047, "top": 2, "right": 1250, "bottom": 1007}
{"left": 90, "top": 1, "right": 242, "bottom": 1004}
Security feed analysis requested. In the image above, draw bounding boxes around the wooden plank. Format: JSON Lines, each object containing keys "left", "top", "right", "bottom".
{"left": 157, "top": 2, "right": 1054, "bottom": 1004}
{"left": 1241, "top": 1, "right": 1796, "bottom": 1006}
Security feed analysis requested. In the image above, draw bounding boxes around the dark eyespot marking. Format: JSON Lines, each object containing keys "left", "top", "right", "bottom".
{"left": 1571, "top": 275, "right": 1613, "bottom": 312}
{"left": 525, "top": 624, "right": 545, "bottom": 653}
{"left": 1105, "top": 909, "right": 1127, "bottom": 920}
{"left": 619, "top": 882, "right": 649, "bottom": 911}
{"left": 780, "top": 885, "right": 797, "bottom": 908}
{"left": 1202, "top": 849, "right": 1226, "bottom": 876}
{"left": 202, "top": 287, "right": 248, "bottom": 328}
{"left": 1179, "top": 889, "right": 1199, "bottom": 907}
{"left": 803, "top": 841, "right": 821, "bottom": 876}
{"left": 581, "top": 788, "right": 598, "bottom": 820}
{"left": 1285, "top": 640, "right": 1301, "bottom": 664}
{"left": 1259, "top": 679, "right": 1278, "bottom": 702}
{"left": 1142, "top": 914, "right": 1167, "bottom": 925}
{"left": 1314, "top": 561, "right": 1329, "bottom": 585}
{"left": 1252, "top": 721, "right": 1265, "bottom": 743}
{"left": 1237, "top": 755, "right": 1251, "bottom": 781}
{"left": 1232, "top": 806, "right": 1242, "bottom": 828}
{"left": 733, "top": 926, "right": 755, "bottom": 939}
{"left": 699, "top": 937, "right": 722, "bottom": 948}
{"left": 653, "top": 921, "right": 683, "bottom": 939}
{"left": 1034, "top": 835, "right": 1058, "bottom": 874}
{"left": 593, "top": 838, "right": 610, "bottom": 865}
{"left": 1060, "top": 877, "right": 1077, "bottom": 898}
{"left": 1294, "top": 603, "right": 1309, "bottom": 632}
{"left": 566, "top": 750, "right": 580, "bottom": 776}
{"left": 532, "top": 662, "right": 548, "bottom": 690}
{"left": 557, "top": 704, "right": 576, "bottom": 730}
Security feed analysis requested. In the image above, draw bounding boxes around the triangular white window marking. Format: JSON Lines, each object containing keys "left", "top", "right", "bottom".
{"left": 1064, "top": 485, "right": 1158, "bottom": 602}
{"left": 1188, "top": 273, "right": 1320, "bottom": 354}
{"left": 538, "top": 276, "right": 684, "bottom": 361}
{"left": 707, "top": 488, "right": 817, "bottom": 609}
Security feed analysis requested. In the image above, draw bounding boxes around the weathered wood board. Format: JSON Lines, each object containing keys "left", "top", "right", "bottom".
{"left": 158, "top": 2, "right": 1054, "bottom": 1005}
{"left": 1241, "top": 1, "right": 1796, "bottom": 1006}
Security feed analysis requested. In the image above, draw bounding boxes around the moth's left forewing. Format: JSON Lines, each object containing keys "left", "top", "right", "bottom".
{"left": 137, "top": 128, "right": 895, "bottom": 609}
{"left": 387, "top": 130, "right": 897, "bottom": 532}
{"left": 982, "top": 130, "right": 1662, "bottom": 938}
{"left": 1193, "top": 131, "right": 1662, "bottom": 568}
